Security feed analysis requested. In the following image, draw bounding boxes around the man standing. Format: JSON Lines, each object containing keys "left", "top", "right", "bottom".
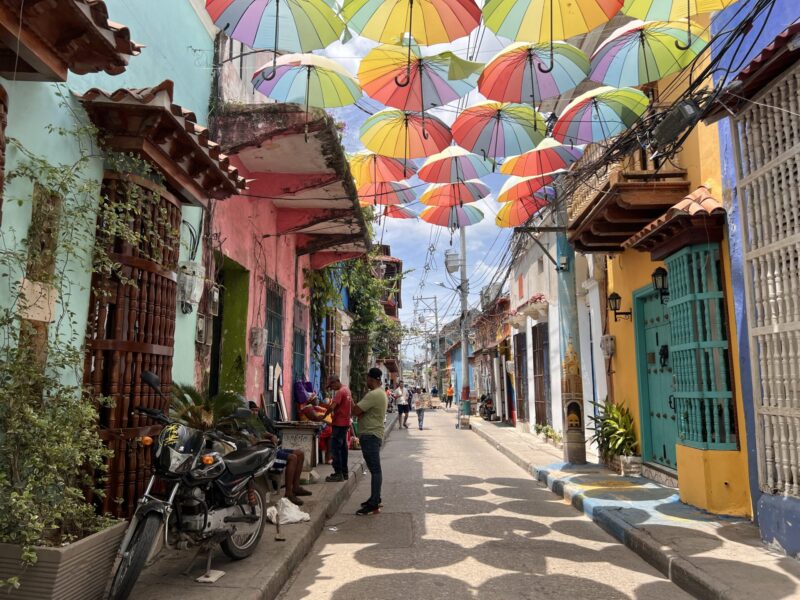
{"left": 446, "top": 384, "right": 455, "bottom": 409}
{"left": 394, "top": 380, "right": 410, "bottom": 429}
{"left": 324, "top": 375, "right": 352, "bottom": 482}
{"left": 352, "top": 367, "right": 387, "bottom": 515}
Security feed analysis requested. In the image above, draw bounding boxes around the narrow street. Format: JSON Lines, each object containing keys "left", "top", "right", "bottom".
{"left": 277, "top": 409, "right": 692, "bottom": 600}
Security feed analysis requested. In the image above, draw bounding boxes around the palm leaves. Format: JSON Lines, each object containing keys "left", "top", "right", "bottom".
{"left": 588, "top": 400, "right": 639, "bottom": 458}
{"left": 171, "top": 383, "right": 243, "bottom": 430}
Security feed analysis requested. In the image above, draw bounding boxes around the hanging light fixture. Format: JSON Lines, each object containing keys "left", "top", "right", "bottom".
{"left": 651, "top": 267, "right": 669, "bottom": 304}
{"left": 607, "top": 292, "right": 631, "bottom": 321}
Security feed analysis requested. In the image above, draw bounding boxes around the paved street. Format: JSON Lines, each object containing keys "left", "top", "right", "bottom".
{"left": 277, "top": 409, "right": 692, "bottom": 600}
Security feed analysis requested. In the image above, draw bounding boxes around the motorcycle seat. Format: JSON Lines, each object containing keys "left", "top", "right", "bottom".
{"left": 223, "top": 444, "right": 276, "bottom": 476}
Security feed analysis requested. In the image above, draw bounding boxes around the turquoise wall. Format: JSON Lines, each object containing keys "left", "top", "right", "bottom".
{"left": 0, "top": 0, "right": 215, "bottom": 385}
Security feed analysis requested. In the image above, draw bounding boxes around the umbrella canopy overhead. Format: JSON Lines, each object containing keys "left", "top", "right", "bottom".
{"left": 501, "top": 138, "right": 584, "bottom": 177}
{"left": 621, "top": 0, "right": 739, "bottom": 20}
{"left": 497, "top": 174, "right": 557, "bottom": 203}
{"left": 360, "top": 108, "right": 452, "bottom": 159}
{"left": 478, "top": 41, "right": 589, "bottom": 106}
{"left": 349, "top": 151, "right": 417, "bottom": 186}
{"left": 495, "top": 196, "right": 549, "bottom": 227}
{"left": 358, "top": 181, "right": 416, "bottom": 205}
{"left": 482, "top": 0, "right": 623, "bottom": 43}
{"left": 342, "top": 0, "right": 481, "bottom": 46}
{"left": 552, "top": 86, "right": 650, "bottom": 146}
{"left": 418, "top": 146, "right": 494, "bottom": 183}
{"left": 384, "top": 204, "right": 419, "bottom": 219}
{"left": 452, "top": 102, "right": 546, "bottom": 159}
{"left": 252, "top": 53, "right": 361, "bottom": 107}
{"left": 359, "top": 44, "right": 481, "bottom": 112}
{"left": 419, "top": 180, "right": 491, "bottom": 206}
{"left": 589, "top": 20, "right": 708, "bottom": 88}
{"left": 420, "top": 204, "right": 484, "bottom": 228}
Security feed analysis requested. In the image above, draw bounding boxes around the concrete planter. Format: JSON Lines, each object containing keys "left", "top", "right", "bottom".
{"left": 0, "top": 520, "right": 126, "bottom": 600}
{"left": 619, "top": 455, "right": 643, "bottom": 477}
{"left": 521, "top": 302, "right": 548, "bottom": 321}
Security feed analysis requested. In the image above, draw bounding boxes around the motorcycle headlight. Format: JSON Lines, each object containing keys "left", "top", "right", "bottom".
{"left": 166, "top": 447, "right": 194, "bottom": 474}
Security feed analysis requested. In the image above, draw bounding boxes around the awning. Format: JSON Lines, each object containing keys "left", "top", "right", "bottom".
{"left": 625, "top": 186, "right": 726, "bottom": 260}
{"left": 79, "top": 81, "right": 246, "bottom": 207}
{"left": 0, "top": 0, "right": 140, "bottom": 81}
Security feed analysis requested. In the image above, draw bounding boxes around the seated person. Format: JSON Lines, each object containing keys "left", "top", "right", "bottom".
{"left": 217, "top": 400, "right": 312, "bottom": 507}
{"left": 296, "top": 385, "right": 334, "bottom": 464}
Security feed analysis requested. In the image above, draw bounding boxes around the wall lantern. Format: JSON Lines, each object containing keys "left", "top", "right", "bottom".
{"left": 651, "top": 267, "right": 669, "bottom": 304}
{"left": 607, "top": 292, "right": 631, "bottom": 321}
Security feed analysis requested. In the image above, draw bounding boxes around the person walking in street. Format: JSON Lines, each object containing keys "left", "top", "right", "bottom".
{"left": 324, "top": 375, "right": 352, "bottom": 482}
{"left": 414, "top": 387, "right": 426, "bottom": 430}
{"left": 394, "top": 380, "right": 410, "bottom": 429}
{"left": 446, "top": 384, "right": 455, "bottom": 409}
{"left": 352, "top": 367, "right": 388, "bottom": 515}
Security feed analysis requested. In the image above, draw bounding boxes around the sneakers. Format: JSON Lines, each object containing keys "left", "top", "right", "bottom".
{"left": 361, "top": 499, "right": 383, "bottom": 508}
{"left": 356, "top": 504, "right": 380, "bottom": 516}
{"left": 325, "top": 473, "right": 346, "bottom": 482}
{"left": 294, "top": 487, "right": 312, "bottom": 496}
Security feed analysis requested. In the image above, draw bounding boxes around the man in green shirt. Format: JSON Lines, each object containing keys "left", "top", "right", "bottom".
{"left": 352, "top": 367, "right": 387, "bottom": 515}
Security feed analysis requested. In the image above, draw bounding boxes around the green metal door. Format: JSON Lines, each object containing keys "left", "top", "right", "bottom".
{"left": 637, "top": 289, "right": 678, "bottom": 469}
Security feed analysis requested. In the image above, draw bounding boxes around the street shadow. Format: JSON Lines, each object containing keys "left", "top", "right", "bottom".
{"left": 331, "top": 572, "right": 472, "bottom": 600}
{"left": 498, "top": 498, "right": 578, "bottom": 518}
{"left": 353, "top": 537, "right": 469, "bottom": 570}
{"left": 476, "top": 573, "right": 633, "bottom": 600}
{"left": 449, "top": 514, "right": 550, "bottom": 539}
{"left": 548, "top": 518, "right": 614, "bottom": 543}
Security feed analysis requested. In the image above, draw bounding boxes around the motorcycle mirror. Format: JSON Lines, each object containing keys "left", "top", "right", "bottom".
{"left": 141, "top": 371, "right": 161, "bottom": 392}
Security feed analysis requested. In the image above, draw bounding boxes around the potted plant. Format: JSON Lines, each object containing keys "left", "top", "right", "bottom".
{"left": 588, "top": 400, "right": 642, "bottom": 476}
{"left": 521, "top": 293, "right": 549, "bottom": 320}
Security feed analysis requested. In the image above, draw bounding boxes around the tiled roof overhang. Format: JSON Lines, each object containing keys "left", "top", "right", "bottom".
{"left": 0, "top": 0, "right": 140, "bottom": 81}
{"left": 78, "top": 81, "right": 246, "bottom": 207}
{"left": 212, "top": 103, "right": 370, "bottom": 264}
{"left": 705, "top": 19, "right": 800, "bottom": 122}
{"left": 625, "top": 186, "right": 726, "bottom": 260}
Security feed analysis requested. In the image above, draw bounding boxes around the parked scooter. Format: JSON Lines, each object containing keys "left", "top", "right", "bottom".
{"left": 478, "top": 394, "right": 495, "bottom": 421}
{"left": 108, "top": 372, "right": 276, "bottom": 600}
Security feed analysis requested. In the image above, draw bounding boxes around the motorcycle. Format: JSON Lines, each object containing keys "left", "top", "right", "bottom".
{"left": 478, "top": 394, "right": 495, "bottom": 421}
{"left": 108, "top": 372, "right": 277, "bottom": 600}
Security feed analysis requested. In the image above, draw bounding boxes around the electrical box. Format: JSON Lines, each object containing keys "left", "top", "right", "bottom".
{"left": 600, "top": 335, "right": 616, "bottom": 359}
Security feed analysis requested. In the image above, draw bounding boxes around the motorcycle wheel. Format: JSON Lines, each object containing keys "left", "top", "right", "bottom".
{"left": 108, "top": 513, "right": 162, "bottom": 600}
{"left": 220, "top": 479, "right": 268, "bottom": 560}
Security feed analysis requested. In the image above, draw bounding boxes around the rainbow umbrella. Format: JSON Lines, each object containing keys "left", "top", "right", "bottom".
{"left": 500, "top": 139, "right": 583, "bottom": 177}
{"left": 534, "top": 185, "right": 557, "bottom": 202}
{"left": 207, "top": 0, "right": 345, "bottom": 77}
{"left": 384, "top": 205, "right": 418, "bottom": 219}
{"left": 360, "top": 108, "right": 452, "bottom": 160}
{"left": 418, "top": 146, "right": 494, "bottom": 183}
{"left": 349, "top": 151, "right": 417, "bottom": 186}
{"left": 495, "top": 196, "right": 550, "bottom": 227}
{"left": 589, "top": 20, "right": 708, "bottom": 88}
{"left": 483, "top": 0, "right": 623, "bottom": 71}
{"left": 478, "top": 41, "right": 588, "bottom": 106}
{"left": 358, "top": 181, "right": 416, "bottom": 205}
{"left": 622, "top": 0, "right": 738, "bottom": 47}
{"left": 452, "top": 102, "right": 546, "bottom": 160}
{"left": 552, "top": 86, "right": 650, "bottom": 146}
{"left": 420, "top": 180, "right": 490, "bottom": 207}
{"left": 420, "top": 204, "right": 484, "bottom": 228}
{"left": 497, "top": 174, "right": 557, "bottom": 203}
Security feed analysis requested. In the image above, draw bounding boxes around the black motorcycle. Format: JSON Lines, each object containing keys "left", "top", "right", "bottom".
{"left": 108, "top": 372, "right": 276, "bottom": 600}
{"left": 478, "top": 394, "right": 495, "bottom": 421}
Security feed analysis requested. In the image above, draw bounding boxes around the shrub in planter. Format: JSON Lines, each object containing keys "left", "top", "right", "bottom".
{"left": 588, "top": 400, "right": 640, "bottom": 475}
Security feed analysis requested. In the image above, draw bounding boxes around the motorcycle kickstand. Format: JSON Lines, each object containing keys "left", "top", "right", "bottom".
{"left": 185, "top": 543, "right": 226, "bottom": 583}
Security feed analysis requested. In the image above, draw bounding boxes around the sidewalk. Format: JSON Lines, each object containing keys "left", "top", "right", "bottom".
{"left": 130, "top": 413, "right": 397, "bottom": 600}
{"left": 471, "top": 419, "right": 800, "bottom": 600}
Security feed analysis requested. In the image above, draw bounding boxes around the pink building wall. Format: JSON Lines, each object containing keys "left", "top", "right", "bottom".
{"left": 212, "top": 156, "right": 310, "bottom": 415}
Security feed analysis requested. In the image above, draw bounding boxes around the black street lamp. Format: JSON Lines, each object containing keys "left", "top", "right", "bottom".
{"left": 651, "top": 267, "right": 669, "bottom": 304}
{"left": 608, "top": 292, "right": 631, "bottom": 321}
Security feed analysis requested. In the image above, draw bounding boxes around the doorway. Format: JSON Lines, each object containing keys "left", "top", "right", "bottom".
{"left": 531, "top": 323, "right": 550, "bottom": 426}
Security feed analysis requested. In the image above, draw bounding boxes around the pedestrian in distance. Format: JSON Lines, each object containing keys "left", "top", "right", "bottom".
{"left": 324, "top": 375, "right": 352, "bottom": 483}
{"left": 394, "top": 380, "right": 410, "bottom": 429}
{"left": 446, "top": 384, "right": 455, "bottom": 409}
{"left": 414, "top": 387, "right": 426, "bottom": 430}
{"left": 352, "top": 367, "right": 388, "bottom": 515}
{"left": 431, "top": 385, "right": 439, "bottom": 397}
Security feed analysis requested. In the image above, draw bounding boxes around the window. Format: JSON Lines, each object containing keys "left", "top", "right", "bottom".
{"left": 264, "top": 277, "right": 285, "bottom": 417}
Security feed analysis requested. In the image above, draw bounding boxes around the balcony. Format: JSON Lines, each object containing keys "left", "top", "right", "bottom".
{"left": 567, "top": 144, "right": 690, "bottom": 253}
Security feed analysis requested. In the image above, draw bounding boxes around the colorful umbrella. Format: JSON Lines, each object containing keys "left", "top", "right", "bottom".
{"left": 207, "top": 0, "right": 345, "bottom": 76}
{"left": 419, "top": 180, "right": 490, "bottom": 207}
{"left": 552, "top": 86, "right": 650, "bottom": 146}
{"left": 349, "top": 151, "right": 417, "bottom": 186}
{"left": 384, "top": 205, "right": 418, "bottom": 219}
{"left": 358, "top": 181, "right": 416, "bottom": 205}
{"left": 500, "top": 139, "right": 583, "bottom": 177}
{"left": 418, "top": 146, "right": 494, "bottom": 183}
{"left": 420, "top": 204, "right": 485, "bottom": 228}
{"left": 482, "top": 0, "right": 623, "bottom": 71}
{"left": 534, "top": 185, "right": 557, "bottom": 202}
{"left": 452, "top": 102, "right": 546, "bottom": 160}
{"left": 497, "top": 174, "right": 557, "bottom": 203}
{"left": 360, "top": 109, "right": 452, "bottom": 160}
{"left": 589, "top": 20, "right": 708, "bottom": 88}
{"left": 359, "top": 44, "right": 481, "bottom": 111}
{"left": 495, "top": 196, "right": 550, "bottom": 227}
{"left": 478, "top": 41, "right": 588, "bottom": 106}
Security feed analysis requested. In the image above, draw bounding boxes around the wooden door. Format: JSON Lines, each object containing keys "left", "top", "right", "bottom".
{"left": 513, "top": 333, "right": 528, "bottom": 422}
{"left": 531, "top": 323, "right": 549, "bottom": 426}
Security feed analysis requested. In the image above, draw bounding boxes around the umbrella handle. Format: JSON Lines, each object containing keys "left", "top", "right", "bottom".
{"left": 264, "top": 0, "right": 281, "bottom": 81}
{"left": 395, "top": 68, "right": 411, "bottom": 88}
{"left": 396, "top": 0, "right": 415, "bottom": 88}
{"left": 537, "top": 0, "right": 555, "bottom": 74}
{"left": 675, "top": 0, "right": 693, "bottom": 50}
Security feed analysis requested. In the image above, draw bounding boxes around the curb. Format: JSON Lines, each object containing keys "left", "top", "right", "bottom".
{"left": 263, "top": 412, "right": 398, "bottom": 599}
{"left": 472, "top": 422, "right": 732, "bottom": 600}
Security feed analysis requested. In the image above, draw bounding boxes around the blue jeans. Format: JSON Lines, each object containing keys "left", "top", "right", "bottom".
{"left": 360, "top": 434, "right": 382, "bottom": 506}
{"left": 331, "top": 425, "right": 349, "bottom": 475}
{"left": 416, "top": 409, "right": 425, "bottom": 429}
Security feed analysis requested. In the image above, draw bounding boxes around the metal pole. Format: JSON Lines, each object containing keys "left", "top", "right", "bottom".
{"left": 433, "top": 295, "right": 441, "bottom": 396}
{"left": 459, "top": 225, "right": 470, "bottom": 421}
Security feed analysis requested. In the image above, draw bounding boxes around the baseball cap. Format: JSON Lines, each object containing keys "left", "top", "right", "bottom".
{"left": 367, "top": 367, "right": 383, "bottom": 381}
